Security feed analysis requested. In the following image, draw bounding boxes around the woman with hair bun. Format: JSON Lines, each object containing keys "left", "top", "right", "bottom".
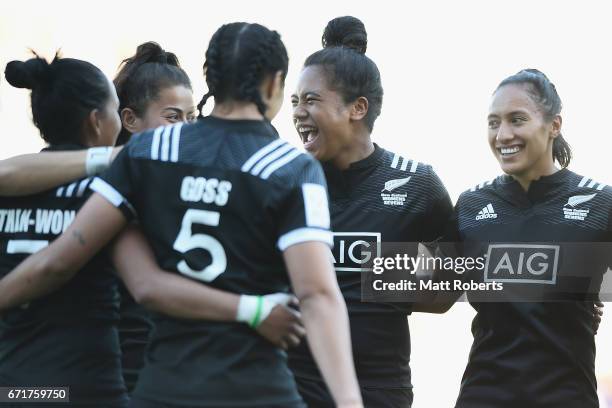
{"left": 435, "top": 69, "right": 612, "bottom": 408}
{"left": 0, "top": 41, "right": 195, "bottom": 194}
{"left": 0, "top": 22, "right": 362, "bottom": 408}
{"left": 0, "top": 53, "right": 128, "bottom": 406}
{"left": 113, "top": 41, "right": 196, "bottom": 145}
{"left": 289, "top": 16, "right": 453, "bottom": 408}
{"left": 109, "top": 41, "right": 197, "bottom": 392}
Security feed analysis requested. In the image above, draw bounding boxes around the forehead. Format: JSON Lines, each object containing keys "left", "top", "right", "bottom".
{"left": 489, "top": 83, "right": 539, "bottom": 115}
{"left": 294, "top": 65, "right": 331, "bottom": 95}
{"left": 149, "top": 85, "right": 195, "bottom": 110}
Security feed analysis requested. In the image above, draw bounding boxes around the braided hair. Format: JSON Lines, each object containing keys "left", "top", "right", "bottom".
{"left": 114, "top": 42, "right": 192, "bottom": 144}
{"left": 497, "top": 69, "right": 571, "bottom": 168}
{"left": 197, "top": 22, "right": 288, "bottom": 118}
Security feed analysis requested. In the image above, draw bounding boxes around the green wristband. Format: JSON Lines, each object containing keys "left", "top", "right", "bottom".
{"left": 249, "top": 296, "right": 264, "bottom": 328}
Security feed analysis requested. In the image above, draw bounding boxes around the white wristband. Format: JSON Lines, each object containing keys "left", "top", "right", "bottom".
{"left": 236, "top": 293, "right": 293, "bottom": 328}
{"left": 86, "top": 147, "right": 113, "bottom": 176}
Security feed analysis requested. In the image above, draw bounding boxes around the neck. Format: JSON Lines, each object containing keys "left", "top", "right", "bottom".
{"left": 331, "top": 128, "right": 374, "bottom": 170}
{"left": 211, "top": 101, "right": 265, "bottom": 120}
{"left": 512, "top": 158, "right": 558, "bottom": 191}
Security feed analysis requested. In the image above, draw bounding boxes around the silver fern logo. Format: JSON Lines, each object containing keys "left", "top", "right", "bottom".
{"left": 381, "top": 177, "right": 411, "bottom": 192}
{"left": 380, "top": 177, "right": 411, "bottom": 206}
{"left": 563, "top": 193, "right": 597, "bottom": 220}
{"left": 565, "top": 193, "right": 597, "bottom": 207}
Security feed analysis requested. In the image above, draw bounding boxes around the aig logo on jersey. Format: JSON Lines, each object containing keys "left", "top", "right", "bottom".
{"left": 380, "top": 177, "right": 410, "bottom": 206}
{"left": 332, "top": 232, "right": 381, "bottom": 272}
{"left": 484, "top": 244, "right": 559, "bottom": 284}
{"left": 563, "top": 193, "right": 596, "bottom": 221}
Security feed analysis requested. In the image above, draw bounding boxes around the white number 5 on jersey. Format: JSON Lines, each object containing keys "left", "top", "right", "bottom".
{"left": 173, "top": 209, "right": 227, "bottom": 282}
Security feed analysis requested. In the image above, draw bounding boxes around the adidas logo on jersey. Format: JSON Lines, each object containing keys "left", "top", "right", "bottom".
{"left": 562, "top": 193, "right": 596, "bottom": 221}
{"left": 476, "top": 204, "right": 498, "bottom": 220}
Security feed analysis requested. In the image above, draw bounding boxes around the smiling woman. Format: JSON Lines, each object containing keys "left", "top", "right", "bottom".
{"left": 487, "top": 69, "right": 570, "bottom": 190}
{"left": 431, "top": 69, "right": 612, "bottom": 408}
{"left": 113, "top": 41, "right": 196, "bottom": 145}
{"left": 292, "top": 16, "right": 383, "bottom": 169}
{"left": 288, "top": 16, "right": 454, "bottom": 408}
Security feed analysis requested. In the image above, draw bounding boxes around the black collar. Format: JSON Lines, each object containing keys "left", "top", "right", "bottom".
{"left": 499, "top": 168, "right": 570, "bottom": 186}
{"left": 498, "top": 168, "right": 571, "bottom": 207}
{"left": 347, "top": 143, "right": 385, "bottom": 170}
{"left": 323, "top": 144, "right": 384, "bottom": 198}
{"left": 322, "top": 143, "right": 384, "bottom": 173}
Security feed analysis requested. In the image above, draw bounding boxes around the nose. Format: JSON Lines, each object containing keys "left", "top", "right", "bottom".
{"left": 496, "top": 121, "right": 514, "bottom": 143}
{"left": 293, "top": 104, "right": 307, "bottom": 121}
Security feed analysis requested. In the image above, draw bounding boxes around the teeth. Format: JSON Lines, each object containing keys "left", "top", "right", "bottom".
{"left": 297, "top": 126, "right": 317, "bottom": 144}
{"left": 500, "top": 146, "right": 520, "bottom": 155}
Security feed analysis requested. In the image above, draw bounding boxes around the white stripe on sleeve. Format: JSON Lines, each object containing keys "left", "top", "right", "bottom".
{"left": 260, "top": 150, "right": 302, "bottom": 179}
{"left": 76, "top": 178, "right": 91, "bottom": 197}
{"left": 390, "top": 154, "right": 400, "bottom": 169}
{"left": 160, "top": 126, "right": 172, "bottom": 162}
{"left": 277, "top": 228, "right": 333, "bottom": 251}
{"left": 409, "top": 160, "right": 419, "bottom": 173}
{"left": 150, "top": 127, "right": 164, "bottom": 160}
{"left": 241, "top": 139, "right": 286, "bottom": 172}
{"left": 90, "top": 177, "right": 129, "bottom": 208}
{"left": 65, "top": 182, "right": 77, "bottom": 197}
{"left": 250, "top": 144, "right": 294, "bottom": 176}
{"left": 170, "top": 122, "right": 183, "bottom": 163}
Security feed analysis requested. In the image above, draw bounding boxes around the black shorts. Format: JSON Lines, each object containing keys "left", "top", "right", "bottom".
{"left": 296, "top": 377, "right": 413, "bottom": 408}
{"left": 129, "top": 396, "right": 305, "bottom": 408}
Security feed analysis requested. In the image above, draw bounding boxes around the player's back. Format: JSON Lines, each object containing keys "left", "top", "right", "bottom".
{"left": 0, "top": 145, "right": 125, "bottom": 406}
{"left": 94, "top": 116, "right": 331, "bottom": 407}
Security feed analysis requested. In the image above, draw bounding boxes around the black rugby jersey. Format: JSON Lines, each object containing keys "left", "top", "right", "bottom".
{"left": 92, "top": 116, "right": 332, "bottom": 407}
{"left": 451, "top": 169, "right": 612, "bottom": 408}
{"left": 118, "top": 283, "right": 153, "bottom": 392}
{"left": 0, "top": 145, "right": 126, "bottom": 406}
{"left": 289, "top": 144, "right": 453, "bottom": 392}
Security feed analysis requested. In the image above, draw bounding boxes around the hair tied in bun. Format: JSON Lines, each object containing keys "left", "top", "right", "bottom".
{"left": 322, "top": 16, "right": 367, "bottom": 54}
{"left": 4, "top": 53, "right": 53, "bottom": 90}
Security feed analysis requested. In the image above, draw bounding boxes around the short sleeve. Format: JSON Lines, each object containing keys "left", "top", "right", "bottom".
{"left": 273, "top": 157, "right": 333, "bottom": 251}
{"left": 89, "top": 144, "right": 138, "bottom": 221}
